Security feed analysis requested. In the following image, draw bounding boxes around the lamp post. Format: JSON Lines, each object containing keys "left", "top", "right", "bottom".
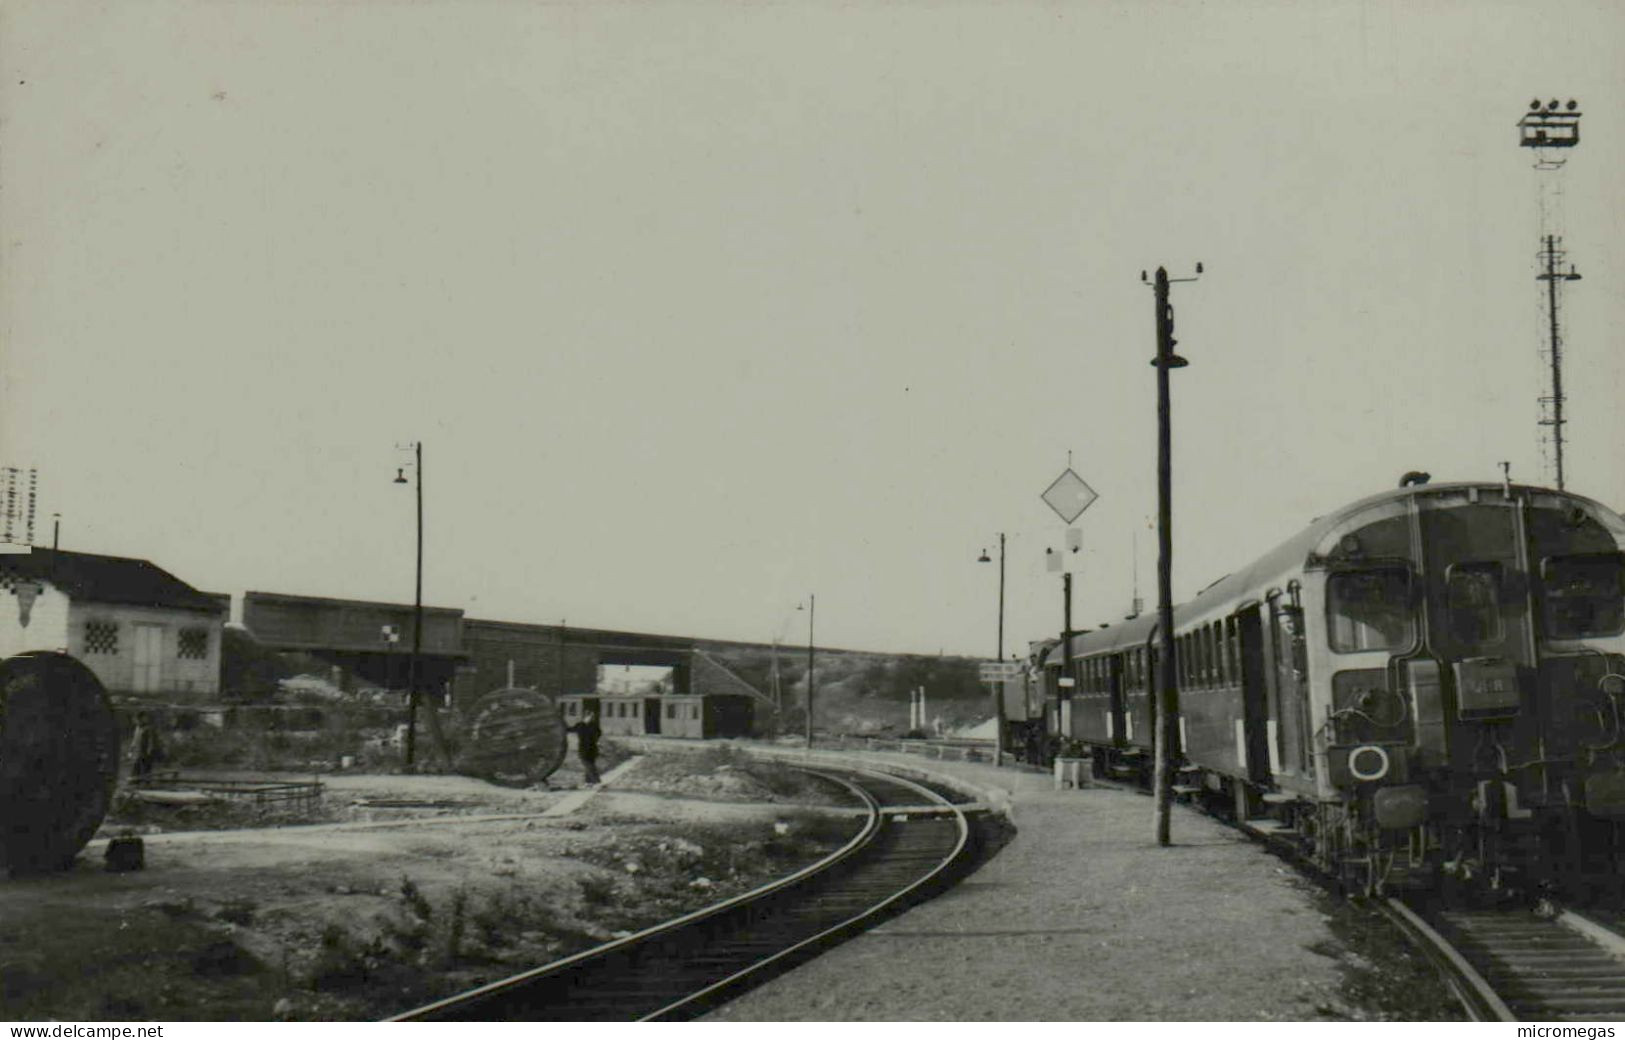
{"left": 800, "top": 595, "right": 816, "bottom": 748}
{"left": 393, "top": 442, "right": 424, "bottom": 771}
{"left": 1143, "top": 263, "right": 1201, "bottom": 847}
{"left": 978, "top": 534, "right": 1006, "bottom": 765}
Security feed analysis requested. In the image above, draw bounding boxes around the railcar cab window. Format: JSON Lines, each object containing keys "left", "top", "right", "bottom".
{"left": 1327, "top": 568, "right": 1415, "bottom": 653}
{"left": 1446, "top": 562, "right": 1505, "bottom": 645}
{"left": 1541, "top": 553, "right": 1625, "bottom": 639}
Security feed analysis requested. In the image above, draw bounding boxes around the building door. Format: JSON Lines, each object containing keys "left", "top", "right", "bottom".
{"left": 133, "top": 623, "right": 165, "bottom": 693}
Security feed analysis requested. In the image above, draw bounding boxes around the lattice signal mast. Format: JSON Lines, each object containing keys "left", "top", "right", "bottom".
{"left": 0, "top": 467, "right": 38, "bottom": 548}
{"left": 1518, "top": 98, "right": 1582, "bottom": 490}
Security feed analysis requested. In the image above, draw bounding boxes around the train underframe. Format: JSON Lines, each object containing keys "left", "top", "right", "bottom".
{"left": 1075, "top": 741, "right": 1625, "bottom": 905}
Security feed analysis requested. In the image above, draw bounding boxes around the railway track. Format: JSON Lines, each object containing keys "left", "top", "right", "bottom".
{"left": 1383, "top": 899, "right": 1625, "bottom": 1021}
{"left": 394, "top": 766, "right": 973, "bottom": 1021}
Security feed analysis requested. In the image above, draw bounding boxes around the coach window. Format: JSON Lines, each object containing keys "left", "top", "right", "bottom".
{"left": 1327, "top": 568, "right": 1415, "bottom": 653}
{"left": 1446, "top": 562, "right": 1505, "bottom": 645}
{"left": 1224, "top": 618, "right": 1238, "bottom": 682}
{"left": 1541, "top": 553, "right": 1625, "bottom": 639}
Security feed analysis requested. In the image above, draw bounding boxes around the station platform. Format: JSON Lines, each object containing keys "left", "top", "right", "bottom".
{"left": 706, "top": 748, "right": 1350, "bottom": 1021}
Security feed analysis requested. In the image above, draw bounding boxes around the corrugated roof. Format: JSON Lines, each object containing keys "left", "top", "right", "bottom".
{"left": 0, "top": 548, "right": 223, "bottom": 615}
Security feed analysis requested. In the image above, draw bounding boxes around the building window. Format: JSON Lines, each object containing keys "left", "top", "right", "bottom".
{"left": 85, "top": 620, "right": 119, "bottom": 655}
{"left": 177, "top": 627, "right": 209, "bottom": 660}
{"left": 665, "top": 703, "right": 676, "bottom": 719}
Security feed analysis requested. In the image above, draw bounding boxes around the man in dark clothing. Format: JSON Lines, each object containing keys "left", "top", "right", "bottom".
{"left": 130, "top": 712, "right": 162, "bottom": 783}
{"left": 568, "top": 710, "right": 602, "bottom": 785}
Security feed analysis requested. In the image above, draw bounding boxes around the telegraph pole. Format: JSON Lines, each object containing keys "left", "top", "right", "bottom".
{"left": 805, "top": 594, "right": 816, "bottom": 748}
{"left": 1146, "top": 264, "right": 1201, "bottom": 846}
{"left": 1060, "top": 570, "right": 1074, "bottom": 743}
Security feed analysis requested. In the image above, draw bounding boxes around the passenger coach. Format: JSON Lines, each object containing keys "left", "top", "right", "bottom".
{"left": 1049, "top": 479, "right": 1625, "bottom": 894}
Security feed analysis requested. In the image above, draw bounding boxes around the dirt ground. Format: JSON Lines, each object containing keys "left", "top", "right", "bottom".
{"left": 0, "top": 752, "right": 860, "bottom": 1022}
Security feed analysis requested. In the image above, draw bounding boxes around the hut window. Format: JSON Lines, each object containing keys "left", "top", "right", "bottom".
{"left": 178, "top": 628, "right": 209, "bottom": 660}
{"left": 85, "top": 620, "right": 119, "bottom": 655}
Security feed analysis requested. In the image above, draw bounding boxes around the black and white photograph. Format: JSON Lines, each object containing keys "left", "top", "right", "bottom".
{"left": 2, "top": 0, "right": 1624, "bottom": 1026}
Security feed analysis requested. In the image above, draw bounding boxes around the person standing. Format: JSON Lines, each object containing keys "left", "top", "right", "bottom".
{"left": 568, "top": 709, "right": 602, "bottom": 785}
{"left": 130, "top": 711, "right": 162, "bottom": 783}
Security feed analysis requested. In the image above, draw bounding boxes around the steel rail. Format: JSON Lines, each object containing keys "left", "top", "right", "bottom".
{"left": 392, "top": 765, "right": 970, "bottom": 1022}
{"left": 1380, "top": 898, "right": 1514, "bottom": 1022}
{"left": 643, "top": 767, "right": 970, "bottom": 1021}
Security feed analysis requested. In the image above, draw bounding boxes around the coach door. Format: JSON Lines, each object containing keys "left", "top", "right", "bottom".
{"left": 1235, "top": 607, "right": 1274, "bottom": 784}
{"left": 1267, "top": 593, "right": 1315, "bottom": 779}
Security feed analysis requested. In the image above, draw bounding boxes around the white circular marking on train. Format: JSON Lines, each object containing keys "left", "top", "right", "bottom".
{"left": 1349, "top": 745, "right": 1390, "bottom": 782}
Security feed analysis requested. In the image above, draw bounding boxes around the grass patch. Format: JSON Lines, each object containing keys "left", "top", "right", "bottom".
{"left": 0, "top": 906, "right": 279, "bottom": 1020}
{"left": 1310, "top": 891, "right": 1466, "bottom": 1021}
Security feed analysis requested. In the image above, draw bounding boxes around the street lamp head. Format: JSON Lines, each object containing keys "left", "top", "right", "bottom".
{"left": 394, "top": 468, "right": 408, "bottom": 484}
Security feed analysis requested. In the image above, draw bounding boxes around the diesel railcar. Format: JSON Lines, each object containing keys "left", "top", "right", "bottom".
{"left": 1039, "top": 479, "right": 1625, "bottom": 897}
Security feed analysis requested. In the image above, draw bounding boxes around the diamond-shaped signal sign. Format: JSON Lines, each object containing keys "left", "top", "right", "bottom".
{"left": 1042, "top": 468, "right": 1098, "bottom": 524}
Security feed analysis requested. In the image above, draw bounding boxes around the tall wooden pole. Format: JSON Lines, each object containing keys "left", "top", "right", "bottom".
{"left": 1152, "top": 268, "right": 1181, "bottom": 847}
{"left": 405, "top": 441, "right": 423, "bottom": 770}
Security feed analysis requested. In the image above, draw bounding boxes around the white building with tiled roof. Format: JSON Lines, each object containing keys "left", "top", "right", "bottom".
{"left": 0, "top": 548, "right": 227, "bottom": 701}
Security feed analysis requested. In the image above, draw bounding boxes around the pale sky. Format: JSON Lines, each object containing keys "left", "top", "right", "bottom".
{"left": 3, "top": 1, "right": 1623, "bottom": 657}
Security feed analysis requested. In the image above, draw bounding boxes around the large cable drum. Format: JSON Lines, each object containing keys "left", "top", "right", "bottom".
{"left": 0, "top": 652, "right": 121, "bottom": 873}
{"left": 454, "top": 687, "right": 567, "bottom": 786}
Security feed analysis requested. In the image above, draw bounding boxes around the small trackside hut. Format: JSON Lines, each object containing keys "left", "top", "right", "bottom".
{"left": 559, "top": 692, "right": 754, "bottom": 739}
